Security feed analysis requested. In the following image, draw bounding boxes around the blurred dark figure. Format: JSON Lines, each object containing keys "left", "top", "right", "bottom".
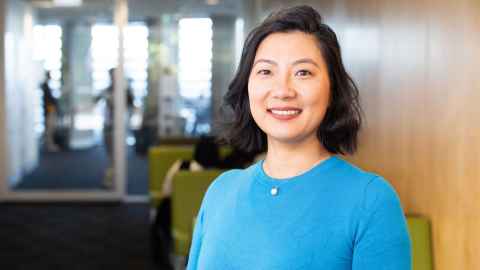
{"left": 40, "top": 71, "right": 60, "bottom": 152}
{"left": 220, "top": 147, "right": 262, "bottom": 169}
{"left": 95, "top": 68, "right": 134, "bottom": 187}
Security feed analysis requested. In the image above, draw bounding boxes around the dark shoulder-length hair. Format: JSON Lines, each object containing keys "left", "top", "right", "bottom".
{"left": 218, "top": 5, "right": 362, "bottom": 155}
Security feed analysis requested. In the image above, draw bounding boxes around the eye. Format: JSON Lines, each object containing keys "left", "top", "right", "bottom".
{"left": 295, "top": 69, "right": 312, "bottom": 77}
{"left": 256, "top": 69, "right": 272, "bottom": 76}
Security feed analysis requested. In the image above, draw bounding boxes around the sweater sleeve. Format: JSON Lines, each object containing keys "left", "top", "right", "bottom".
{"left": 352, "top": 177, "right": 412, "bottom": 270}
{"left": 186, "top": 203, "right": 205, "bottom": 270}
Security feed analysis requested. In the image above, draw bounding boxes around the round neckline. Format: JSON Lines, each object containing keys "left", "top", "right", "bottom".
{"left": 255, "top": 155, "right": 339, "bottom": 187}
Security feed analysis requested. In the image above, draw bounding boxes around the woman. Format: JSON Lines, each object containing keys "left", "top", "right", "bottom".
{"left": 187, "top": 5, "right": 411, "bottom": 270}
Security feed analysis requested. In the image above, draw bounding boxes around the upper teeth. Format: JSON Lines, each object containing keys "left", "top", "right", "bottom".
{"left": 270, "top": 110, "right": 300, "bottom": 115}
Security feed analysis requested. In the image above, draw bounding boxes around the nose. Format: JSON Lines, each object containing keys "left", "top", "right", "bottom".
{"left": 272, "top": 75, "right": 296, "bottom": 100}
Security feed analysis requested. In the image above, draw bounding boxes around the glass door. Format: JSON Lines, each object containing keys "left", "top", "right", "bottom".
{"left": 0, "top": 0, "right": 128, "bottom": 201}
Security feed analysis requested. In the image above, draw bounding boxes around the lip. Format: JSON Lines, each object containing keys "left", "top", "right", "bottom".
{"left": 267, "top": 107, "right": 302, "bottom": 121}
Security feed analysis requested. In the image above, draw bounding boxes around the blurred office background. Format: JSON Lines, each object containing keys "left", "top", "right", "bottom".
{"left": 0, "top": 0, "right": 478, "bottom": 269}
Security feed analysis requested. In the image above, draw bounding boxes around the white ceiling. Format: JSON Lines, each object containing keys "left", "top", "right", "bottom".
{"left": 27, "top": 0, "right": 246, "bottom": 24}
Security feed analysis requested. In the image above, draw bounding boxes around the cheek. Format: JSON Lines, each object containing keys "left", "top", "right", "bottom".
{"left": 304, "top": 86, "right": 330, "bottom": 117}
{"left": 247, "top": 83, "right": 260, "bottom": 120}
{"left": 248, "top": 93, "right": 263, "bottom": 122}
{"left": 311, "top": 78, "right": 330, "bottom": 105}
{"left": 313, "top": 90, "right": 330, "bottom": 107}
{"left": 247, "top": 80, "right": 266, "bottom": 110}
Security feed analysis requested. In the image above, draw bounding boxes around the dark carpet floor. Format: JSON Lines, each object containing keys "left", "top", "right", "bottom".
{"left": 0, "top": 203, "right": 159, "bottom": 270}
{"left": 14, "top": 145, "right": 148, "bottom": 195}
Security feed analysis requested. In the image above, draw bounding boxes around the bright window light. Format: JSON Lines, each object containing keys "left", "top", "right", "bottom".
{"left": 91, "top": 23, "right": 149, "bottom": 101}
{"left": 178, "top": 18, "right": 213, "bottom": 99}
{"left": 53, "top": 0, "right": 82, "bottom": 7}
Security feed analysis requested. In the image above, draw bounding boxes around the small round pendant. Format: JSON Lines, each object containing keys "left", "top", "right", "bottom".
{"left": 270, "top": 187, "right": 279, "bottom": 196}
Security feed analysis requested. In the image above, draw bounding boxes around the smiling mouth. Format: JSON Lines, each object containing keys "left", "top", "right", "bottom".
{"left": 268, "top": 109, "right": 301, "bottom": 115}
{"left": 267, "top": 108, "right": 302, "bottom": 120}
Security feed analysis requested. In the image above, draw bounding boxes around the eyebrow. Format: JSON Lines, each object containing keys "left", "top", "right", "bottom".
{"left": 292, "top": 58, "right": 320, "bottom": 67}
{"left": 252, "top": 58, "right": 320, "bottom": 68}
{"left": 253, "top": 59, "right": 276, "bottom": 66}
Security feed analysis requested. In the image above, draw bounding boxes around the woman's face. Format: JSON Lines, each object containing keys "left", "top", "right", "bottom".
{"left": 248, "top": 31, "right": 331, "bottom": 146}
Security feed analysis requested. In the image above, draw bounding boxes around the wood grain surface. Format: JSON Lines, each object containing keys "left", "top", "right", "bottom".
{"left": 259, "top": 0, "right": 480, "bottom": 269}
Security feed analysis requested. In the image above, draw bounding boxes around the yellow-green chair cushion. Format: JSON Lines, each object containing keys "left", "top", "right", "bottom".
{"left": 406, "top": 216, "right": 433, "bottom": 270}
{"left": 171, "top": 170, "right": 223, "bottom": 256}
{"left": 148, "top": 145, "right": 232, "bottom": 207}
{"left": 148, "top": 146, "right": 194, "bottom": 207}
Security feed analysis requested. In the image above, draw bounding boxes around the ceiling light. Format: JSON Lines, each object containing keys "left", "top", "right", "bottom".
{"left": 53, "top": 0, "right": 83, "bottom": 7}
{"left": 206, "top": 0, "right": 219, "bottom": 6}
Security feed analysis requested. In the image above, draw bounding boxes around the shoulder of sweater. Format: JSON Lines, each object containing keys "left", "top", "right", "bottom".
{"left": 360, "top": 176, "right": 402, "bottom": 213}
{"left": 326, "top": 158, "right": 398, "bottom": 202}
{"left": 330, "top": 157, "right": 381, "bottom": 185}
{"left": 330, "top": 158, "right": 402, "bottom": 214}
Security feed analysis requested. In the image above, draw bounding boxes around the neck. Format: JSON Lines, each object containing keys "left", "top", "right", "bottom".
{"left": 263, "top": 136, "right": 331, "bottom": 179}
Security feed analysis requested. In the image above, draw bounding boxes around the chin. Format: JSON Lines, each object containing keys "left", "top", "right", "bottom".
{"left": 267, "top": 132, "right": 307, "bottom": 144}
{"left": 265, "top": 126, "right": 319, "bottom": 145}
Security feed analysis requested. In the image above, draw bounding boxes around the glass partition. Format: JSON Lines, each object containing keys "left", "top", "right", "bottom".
{"left": 6, "top": 0, "right": 123, "bottom": 194}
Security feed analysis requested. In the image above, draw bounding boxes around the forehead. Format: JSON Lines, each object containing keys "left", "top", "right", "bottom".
{"left": 254, "top": 31, "right": 324, "bottom": 62}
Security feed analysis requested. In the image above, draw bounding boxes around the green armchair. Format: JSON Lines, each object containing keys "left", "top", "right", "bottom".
{"left": 148, "top": 145, "right": 231, "bottom": 208}
{"left": 171, "top": 170, "right": 223, "bottom": 256}
{"left": 406, "top": 215, "right": 433, "bottom": 270}
{"left": 148, "top": 146, "right": 194, "bottom": 208}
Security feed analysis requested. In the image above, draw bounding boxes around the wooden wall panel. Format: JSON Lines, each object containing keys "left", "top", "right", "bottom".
{"left": 258, "top": 0, "right": 480, "bottom": 269}
{"left": 343, "top": 0, "right": 480, "bottom": 269}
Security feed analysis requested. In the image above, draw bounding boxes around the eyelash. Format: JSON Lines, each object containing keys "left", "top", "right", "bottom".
{"left": 295, "top": 70, "right": 312, "bottom": 77}
{"left": 255, "top": 69, "right": 313, "bottom": 77}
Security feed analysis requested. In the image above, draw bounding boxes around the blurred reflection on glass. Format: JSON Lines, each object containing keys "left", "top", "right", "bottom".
{"left": 10, "top": 0, "right": 118, "bottom": 191}
{"left": 7, "top": 0, "right": 247, "bottom": 195}
{"left": 40, "top": 70, "right": 61, "bottom": 152}
{"left": 130, "top": 1, "right": 244, "bottom": 146}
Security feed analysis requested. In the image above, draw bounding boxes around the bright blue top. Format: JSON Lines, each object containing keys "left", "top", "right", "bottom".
{"left": 187, "top": 156, "right": 411, "bottom": 270}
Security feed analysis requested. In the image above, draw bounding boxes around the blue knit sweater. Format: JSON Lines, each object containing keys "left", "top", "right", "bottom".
{"left": 187, "top": 156, "right": 411, "bottom": 269}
